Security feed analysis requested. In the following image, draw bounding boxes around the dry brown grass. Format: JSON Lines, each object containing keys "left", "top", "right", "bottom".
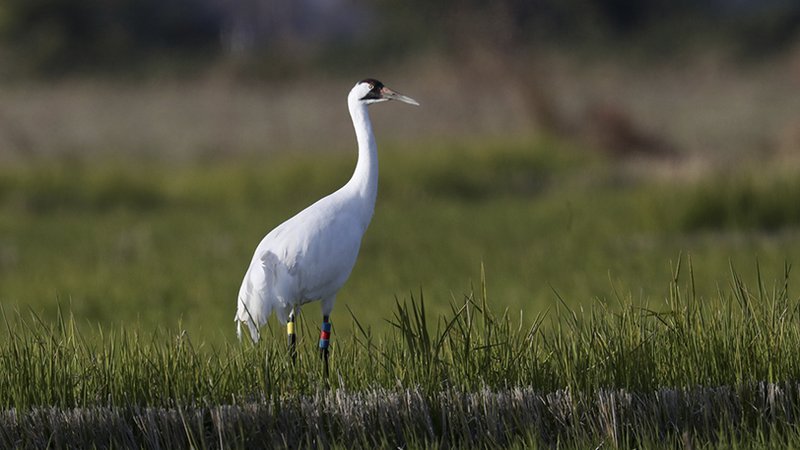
{"left": 4, "top": 383, "right": 800, "bottom": 449}
{"left": 1, "top": 52, "right": 797, "bottom": 171}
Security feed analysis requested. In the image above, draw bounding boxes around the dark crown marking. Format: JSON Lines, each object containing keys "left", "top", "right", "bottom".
{"left": 359, "top": 78, "right": 384, "bottom": 100}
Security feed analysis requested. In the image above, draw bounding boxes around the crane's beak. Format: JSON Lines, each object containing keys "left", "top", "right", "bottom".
{"left": 381, "top": 86, "right": 420, "bottom": 106}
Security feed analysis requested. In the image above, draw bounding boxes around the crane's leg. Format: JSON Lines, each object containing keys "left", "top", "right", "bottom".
{"left": 319, "top": 315, "right": 331, "bottom": 377}
{"left": 287, "top": 307, "right": 297, "bottom": 364}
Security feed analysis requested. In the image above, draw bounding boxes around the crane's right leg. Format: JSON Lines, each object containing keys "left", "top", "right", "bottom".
{"left": 287, "top": 307, "right": 297, "bottom": 364}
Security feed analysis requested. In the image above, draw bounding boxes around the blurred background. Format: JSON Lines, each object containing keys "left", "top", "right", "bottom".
{"left": 1, "top": 0, "right": 799, "bottom": 161}
{"left": 0, "top": 0, "right": 799, "bottom": 342}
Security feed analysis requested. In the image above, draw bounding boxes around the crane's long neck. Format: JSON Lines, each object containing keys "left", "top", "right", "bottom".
{"left": 346, "top": 100, "right": 378, "bottom": 216}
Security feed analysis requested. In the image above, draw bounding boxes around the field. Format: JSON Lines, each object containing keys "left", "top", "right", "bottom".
{"left": 2, "top": 55, "right": 800, "bottom": 447}
{"left": 3, "top": 0, "right": 800, "bottom": 444}
{"left": 4, "top": 273, "right": 800, "bottom": 448}
{"left": 2, "top": 127, "right": 800, "bottom": 447}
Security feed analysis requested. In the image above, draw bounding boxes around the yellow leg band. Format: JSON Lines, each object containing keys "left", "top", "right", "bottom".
{"left": 287, "top": 322, "right": 295, "bottom": 335}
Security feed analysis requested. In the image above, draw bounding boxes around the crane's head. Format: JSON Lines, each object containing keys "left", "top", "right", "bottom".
{"left": 351, "top": 79, "right": 420, "bottom": 106}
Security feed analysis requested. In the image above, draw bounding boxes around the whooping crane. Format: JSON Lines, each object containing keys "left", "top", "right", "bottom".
{"left": 235, "top": 79, "right": 419, "bottom": 374}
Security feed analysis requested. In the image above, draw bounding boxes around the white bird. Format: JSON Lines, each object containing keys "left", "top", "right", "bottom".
{"left": 235, "top": 79, "right": 419, "bottom": 370}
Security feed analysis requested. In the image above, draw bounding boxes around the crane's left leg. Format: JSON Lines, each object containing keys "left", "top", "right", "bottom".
{"left": 319, "top": 297, "right": 335, "bottom": 378}
{"left": 319, "top": 315, "right": 331, "bottom": 377}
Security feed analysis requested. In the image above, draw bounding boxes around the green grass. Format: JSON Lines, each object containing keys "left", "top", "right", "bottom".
{"left": 680, "top": 176, "right": 800, "bottom": 231}
{"left": 3, "top": 263, "right": 800, "bottom": 448}
{"left": 1, "top": 137, "right": 800, "bottom": 344}
{"left": 3, "top": 136, "right": 800, "bottom": 446}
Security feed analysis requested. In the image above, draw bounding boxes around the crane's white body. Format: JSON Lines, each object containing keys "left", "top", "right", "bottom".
{"left": 235, "top": 82, "right": 395, "bottom": 342}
